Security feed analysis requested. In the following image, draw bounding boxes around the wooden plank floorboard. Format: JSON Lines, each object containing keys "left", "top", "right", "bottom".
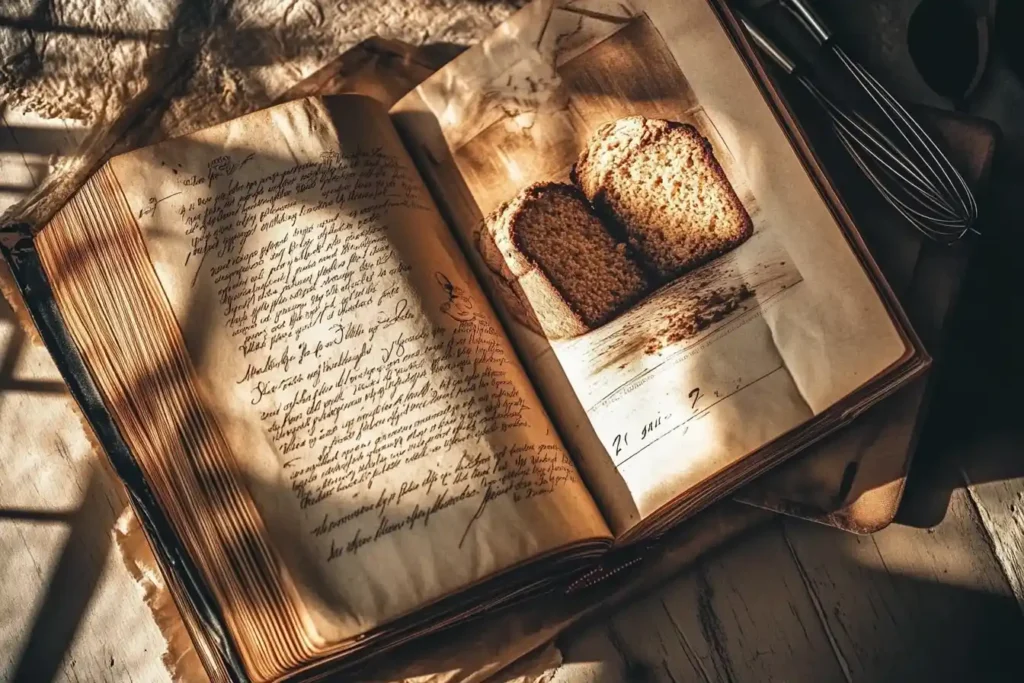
{"left": 960, "top": 430, "right": 1024, "bottom": 616}
{"left": 945, "top": 173, "right": 1024, "bottom": 618}
{"left": 554, "top": 524, "right": 850, "bottom": 683}
{"left": 548, "top": 622, "right": 654, "bottom": 683}
{"left": 779, "top": 490, "right": 1024, "bottom": 683}
{"left": 554, "top": 485, "right": 1024, "bottom": 683}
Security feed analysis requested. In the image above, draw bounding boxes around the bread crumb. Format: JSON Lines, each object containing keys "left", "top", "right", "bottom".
{"left": 644, "top": 283, "right": 753, "bottom": 353}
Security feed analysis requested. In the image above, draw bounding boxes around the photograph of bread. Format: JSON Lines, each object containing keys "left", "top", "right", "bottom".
{"left": 479, "top": 115, "right": 758, "bottom": 340}
{"left": 445, "top": 11, "right": 801, "bottom": 355}
{"left": 420, "top": 7, "right": 803, "bottom": 411}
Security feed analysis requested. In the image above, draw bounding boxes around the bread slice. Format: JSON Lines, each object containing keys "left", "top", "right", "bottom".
{"left": 572, "top": 116, "right": 753, "bottom": 280}
{"left": 479, "top": 182, "right": 651, "bottom": 339}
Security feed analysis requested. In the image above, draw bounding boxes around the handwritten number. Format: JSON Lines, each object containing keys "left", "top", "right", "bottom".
{"left": 689, "top": 386, "right": 703, "bottom": 411}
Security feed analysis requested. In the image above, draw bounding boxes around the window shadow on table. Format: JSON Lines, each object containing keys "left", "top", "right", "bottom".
{"left": 5, "top": 463, "right": 120, "bottom": 683}
{"left": 0, "top": 3, "right": 233, "bottom": 675}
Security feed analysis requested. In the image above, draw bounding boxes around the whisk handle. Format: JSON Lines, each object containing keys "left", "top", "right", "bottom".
{"left": 781, "top": 0, "right": 833, "bottom": 45}
{"left": 738, "top": 14, "right": 798, "bottom": 75}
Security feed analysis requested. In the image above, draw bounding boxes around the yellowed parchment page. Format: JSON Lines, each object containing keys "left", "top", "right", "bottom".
{"left": 391, "top": 0, "right": 909, "bottom": 536}
{"left": 107, "top": 94, "right": 611, "bottom": 647}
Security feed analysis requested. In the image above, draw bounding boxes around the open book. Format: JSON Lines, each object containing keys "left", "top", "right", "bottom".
{"left": 5, "top": 1, "right": 927, "bottom": 681}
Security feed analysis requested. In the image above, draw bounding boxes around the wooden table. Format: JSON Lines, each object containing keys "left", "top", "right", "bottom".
{"left": 3, "top": 1, "right": 1024, "bottom": 681}
{"left": 550, "top": 433, "right": 1024, "bottom": 682}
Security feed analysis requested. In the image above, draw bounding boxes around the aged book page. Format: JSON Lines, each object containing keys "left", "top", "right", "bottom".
{"left": 107, "top": 95, "right": 611, "bottom": 647}
{"left": 391, "top": 0, "right": 913, "bottom": 536}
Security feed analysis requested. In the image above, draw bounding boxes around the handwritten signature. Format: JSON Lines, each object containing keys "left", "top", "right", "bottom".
{"left": 181, "top": 152, "right": 257, "bottom": 188}
{"left": 208, "top": 152, "right": 256, "bottom": 184}
{"left": 137, "top": 191, "right": 182, "bottom": 219}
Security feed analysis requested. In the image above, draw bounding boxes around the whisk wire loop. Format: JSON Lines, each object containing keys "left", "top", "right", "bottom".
{"left": 739, "top": 11, "right": 979, "bottom": 244}
{"left": 834, "top": 47, "right": 977, "bottom": 224}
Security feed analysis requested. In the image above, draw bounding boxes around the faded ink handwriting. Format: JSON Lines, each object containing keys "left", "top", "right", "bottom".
{"left": 175, "top": 145, "right": 573, "bottom": 564}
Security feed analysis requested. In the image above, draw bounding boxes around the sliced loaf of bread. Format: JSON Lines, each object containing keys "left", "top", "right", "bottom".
{"left": 479, "top": 182, "right": 651, "bottom": 339}
{"left": 572, "top": 116, "right": 752, "bottom": 280}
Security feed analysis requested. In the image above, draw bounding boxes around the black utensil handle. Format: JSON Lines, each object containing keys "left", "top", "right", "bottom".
{"left": 738, "top": 14, "right": 799, "bottom": 75}
{"left": 781, "top": 0, "right": 833, "bottom": 45}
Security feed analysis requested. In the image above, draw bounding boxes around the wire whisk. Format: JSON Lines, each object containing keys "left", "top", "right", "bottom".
{"left": 740, "top": 3, "right": 979, "bottom": 244}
